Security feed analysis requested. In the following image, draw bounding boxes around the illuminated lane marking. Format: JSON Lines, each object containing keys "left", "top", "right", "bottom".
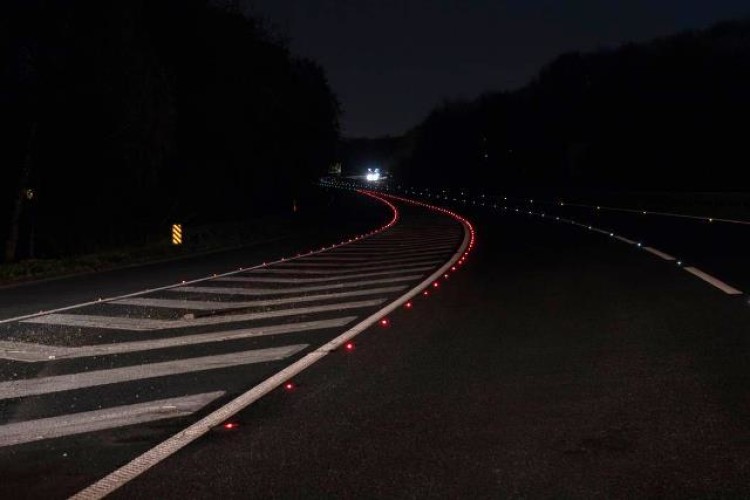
{"left": 560, "top": 202, "right": 750, "bottom": 226}
{"left": 0, "top": 392, "right": 225, "bottom": 448}
{"left": 112, "top": 286, "right": 407, "bottom": 310}
{"left": 0, "top": 345, "right": 307, "bottom": 401}
{"left": 0, "top": 317, "right": 355, "bottom": 363}
{"left": 71, "top": 192, "right": 473, "bottom": 500}
{"left": 216, "top": 267, "right": 433, "bottom": 283}
{"left": 22, "top": 299, "right": 384, "bottom": 331}
{"left": 643, "top": 247, "right": 675, "bottom": 261}
{"left": 614, "top": 236, "right": 636, "bottom": 245}
{"left": 684, "top": 267, "right": 743, "bottom": 295}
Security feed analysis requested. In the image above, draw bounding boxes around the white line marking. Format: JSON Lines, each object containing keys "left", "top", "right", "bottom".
{"left": 643, "top": 247, "right": 676, "bottom": 261}
{"left": 0, "top": 345, "right": 307, "bottom": 401}
{"left": 329, "top": 244, "right": 456, "bottom": 254}
{"left": 23, "top": 299, "right": 384, "bottom": 331}
{"left": 301, "top": 250, "right": 451, "bottom": 261}
{"left": 614, "top": 236, "right": 636, "bottom": 245}
{"left": 216, "top": 267, "right": 433, "bottom": 283}
{"left": 250, "top": 263, "right": 441, "bottom": 275}
{"left": 289, "top": 255, "right": 445, "bottom": 266}
{"left": 0, "top": 317, "right": 355, "bottom": 363}
{"left": 112, "top": 286, "right": 406, "bottom": 310}
{"left": 683, "top": 267, "right": 743, "bottom": 295}
{"left": 0, "top": 392, "right": 225, "bottom": 448}
{"left": 70, "top": 192, "right": 472, "bottom": 500}
{"left": 351, "top": 237, "right": 457, "bottom": 246}
{"left": 171, "top": 276, "right": 422, "bottom": 297}
{"left": 276, "top": 258, "right": 441, "bottom": 269}
{"left": 563, "top": 202, "right": 750, "bottom": 226}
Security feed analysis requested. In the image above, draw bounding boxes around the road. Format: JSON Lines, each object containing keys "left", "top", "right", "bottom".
{"left": 2, "top": 187, "right": 750, "bottom": 498}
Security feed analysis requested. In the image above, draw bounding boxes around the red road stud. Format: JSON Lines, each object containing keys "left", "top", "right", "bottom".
{"left": 223, "top": 422, "right": 238, "bottom": 430}
{"left": 423, "top": 290, "right": 430, "bottom": 296}
{"left": 405, "top": 301, "right": 413, "bottom": 309}
{"left": 284, "top": 382, "right": 295, "bottom": 391}
{"left": 433, "top": 282, "right": 440, "bottom": 288}
{"left": 380, "top": 318, "right": 390, "bottom": 327}
{"left": 345, "top": 342, "right": 355, "bottom": 351}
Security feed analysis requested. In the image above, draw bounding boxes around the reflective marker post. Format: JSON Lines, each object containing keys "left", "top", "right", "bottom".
{"left": 171, "top": 224, "right": 183, "bottom": 246}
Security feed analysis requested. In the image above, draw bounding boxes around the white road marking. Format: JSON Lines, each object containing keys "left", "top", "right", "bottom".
{"left": 684, "top": 267, "right": 743, "bottom": 295}
{"left": 173, "top": 276, "right": 422, "bottom": 297}
{"left": 300, "top": 251, "right": 450, "bottom": 262}
{"left": 562, "top": 202, "right": 750, "bottom": 226}
{"left": 0, "top": 317, "right": 355, "bottom": 363}
{"left": 0, "top": 391, "right": 225, "bottom": 448}
{"left": 614, "top": 235, "right": 636, "bottom": 245}
{"left": 112, "top": 286, "right": 407, "bottom": 310}
{"left": 0, "top": 345, "right": 307, "bottom": 401}
{"left": 305, "top": 250, "right": 453, "bottom": 262}
{"left": 643, "top": 247, "right": 676, "bottom": 261}
{"left": 276, "top": 258, "right": 441, "bottom": 269}
{"left": 351, "top": 237, "right": 457, "bottom": 246}
{"left": 329, "top": 244, "right": 456, "bottom": 254}
{"left": 291, "top": 255, "right": 446, "bottom": 265}
{"left": 216, "top": 267, "right": 432, "bottom": 283}
{"left": 23, "top": 299, "right": 384, "bottom": 331}
{"left": 71, "top": 194, "right": 472, "bottom": 500}
{"left": 250, "top": 263, "right": 441, "bottom": 275}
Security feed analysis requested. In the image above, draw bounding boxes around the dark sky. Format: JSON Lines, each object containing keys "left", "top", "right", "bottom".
{"left": 243, "top": 0, "right": 748, "bottom": 138}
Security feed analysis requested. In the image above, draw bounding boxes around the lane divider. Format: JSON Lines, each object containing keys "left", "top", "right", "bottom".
{"left": 330, "top": 179, "right": 744, "bottom": 297}
{"left": 684, "top": 267, "right": 743, "bottom": 295}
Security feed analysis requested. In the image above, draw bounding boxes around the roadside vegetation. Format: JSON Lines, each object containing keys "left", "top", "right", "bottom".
{"left": 347, "top": 20, "right": 750, "bottom": 198}
{"left": 2, "top": 0, "right": 340, "bottom": 268}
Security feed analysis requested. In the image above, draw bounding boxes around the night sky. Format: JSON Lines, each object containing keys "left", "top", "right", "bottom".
{"left": 244, "top": 1, "right": 748, "bottom": 138}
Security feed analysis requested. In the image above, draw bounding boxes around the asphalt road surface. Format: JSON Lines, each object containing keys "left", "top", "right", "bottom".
{"left": 2, "top": 187, "right": 750, "bottom": 498}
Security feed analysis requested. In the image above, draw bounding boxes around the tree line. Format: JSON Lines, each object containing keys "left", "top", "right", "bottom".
{"left": 1, "top": 0, "right": 340, "bottom": 262}
{"left": 397, "top": 19, "right": 750, "bottom": 195}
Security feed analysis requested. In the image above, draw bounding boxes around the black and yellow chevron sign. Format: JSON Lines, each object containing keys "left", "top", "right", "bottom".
{"left": 171, "top": 224, "right": 183, "bottom": 245}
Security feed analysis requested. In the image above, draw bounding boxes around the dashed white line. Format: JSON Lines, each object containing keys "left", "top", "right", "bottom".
{"left": 643, "top": 247, "right": 676, "bottom": 261}
{"left": 614, "top": 235, "right": 636, "bottom": 245}
{"left": 683, "top": 267, "right": 743, "bottom": 295}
